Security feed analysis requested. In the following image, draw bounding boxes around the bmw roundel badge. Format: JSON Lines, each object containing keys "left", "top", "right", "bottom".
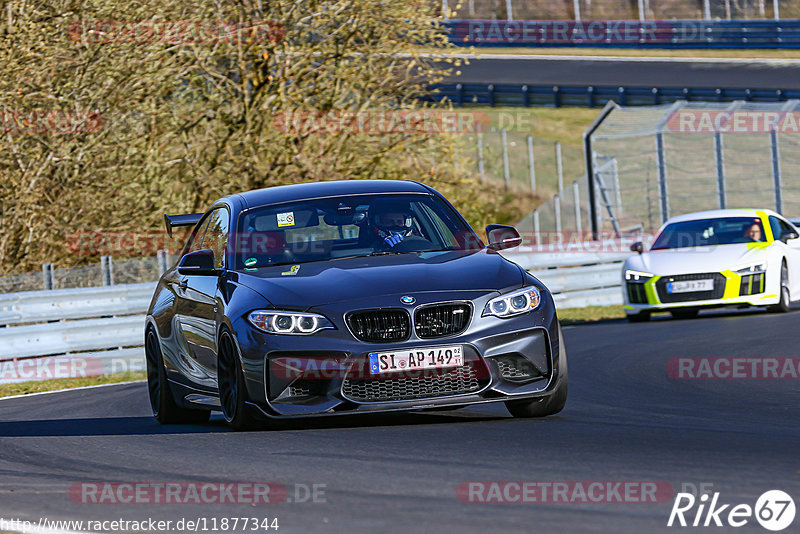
{"left": 400, "top": 296, "right": 416, "bottom": 305}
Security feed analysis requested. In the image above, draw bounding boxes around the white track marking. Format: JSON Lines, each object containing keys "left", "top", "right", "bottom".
{"left": 0, "top": 380, "right": 144, "bottom": 402}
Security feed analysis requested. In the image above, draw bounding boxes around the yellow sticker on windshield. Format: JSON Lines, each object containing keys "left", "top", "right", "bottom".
{"left": 281, "top": 265, "right": 300, "bottom": 276}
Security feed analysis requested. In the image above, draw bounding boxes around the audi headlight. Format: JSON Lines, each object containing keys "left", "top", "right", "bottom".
{"left": 483, "top": 286, "right": 541, "bottom": 318}
{"left": 736, "top": 263, "right": 766, "bottom": 274}
{"left": 625, "top": 269, "right": 654, "bottom": 282}
{"left": 248, "top": 311, "right": 334, "bottom": 335}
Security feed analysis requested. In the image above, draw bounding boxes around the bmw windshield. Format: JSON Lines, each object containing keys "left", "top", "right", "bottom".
{"left": 234, "top": 194, "right": 482, "bottom": 270}
{"left": 651, "top": 217, "right": 766, "bottom": 250}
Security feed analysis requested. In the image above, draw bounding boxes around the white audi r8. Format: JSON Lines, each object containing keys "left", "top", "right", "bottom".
{"left": 623, "top": 209, "right": 800, "bottom": 321}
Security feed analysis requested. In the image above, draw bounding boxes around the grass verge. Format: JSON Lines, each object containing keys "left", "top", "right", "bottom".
{"left": 0, "top": 371, "right": 146, "bottom": 399}
{"left": 558, "top": 305, "right": 625, "bottom": 324}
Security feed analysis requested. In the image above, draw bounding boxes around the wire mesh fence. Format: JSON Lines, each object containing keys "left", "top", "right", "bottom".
{"left": 524, "top": 100, "right": 800, "bottom": 242}
{"left": 440, "top": 0, "right": 796, "bottom": 20}
{"left": 0, "top": 253, "right": 173, "bottom": 294}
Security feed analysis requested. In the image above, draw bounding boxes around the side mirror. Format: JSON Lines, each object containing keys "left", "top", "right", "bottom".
{"left": 630, "top": 241, "right": 644, "bottom": 254}
{"left": 781, "top": 231, "right": 799, "bottom": 243}
{"left": 178, "top": 249, "right": 219, "bottom": 275}
{"left": 486, "top": 224, "right": 522, "bottom": 251}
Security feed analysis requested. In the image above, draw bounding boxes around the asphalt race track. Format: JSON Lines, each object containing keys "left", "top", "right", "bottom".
{"left": 443, "top": 55, "right": 800, "bottom": 90}
{"left": 1, "top": 309, "right": 798, "bottom": 533}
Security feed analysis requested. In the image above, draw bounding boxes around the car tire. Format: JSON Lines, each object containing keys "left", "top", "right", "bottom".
{"left": 768, "top": 262, "right": 791, "bottom": 313}
{"left": 218, "top": 329, "right": 258, "bottom": 431}
{"left": 626, "top": 311, "right": 651, "bottom": 323}
{"left": 145, "top": 327, "right": 210, "bottom": 425}
{"left": 670, "top": 309, "right": 698, "bottom": 320}
{"left": 505, "top": 325, "right": 568, "bottom": 418}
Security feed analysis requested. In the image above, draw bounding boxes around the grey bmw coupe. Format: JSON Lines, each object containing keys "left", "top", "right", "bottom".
{"left": 145, "top": 180, "right": 567, "bottom": 429}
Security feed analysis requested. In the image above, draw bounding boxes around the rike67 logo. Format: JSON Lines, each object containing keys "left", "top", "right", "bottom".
{"left": 668, "top": 490, "right": 796, "bottom": 531}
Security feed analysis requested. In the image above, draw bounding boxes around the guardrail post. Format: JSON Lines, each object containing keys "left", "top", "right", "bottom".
{"left": 573, "top": 182, "right": 582, "bottom": 235}
{"left": 655, "top": 132, "right": 670, "bottom": 223}
{"left": 533, "top": 211, "right": 540, "bottom": 245}
{"left": 476, "top": 123, "right": 485, "bottom": 181}
{"left": 101, "top": 256, "right": 114, "bottom": 286}
{"left": 455, "top": 83, "right": 463, "bottom": 107}
{"left": 157, "top": 249, "right": 170, "bottom": 275}
{"left": 42, "top": 264, "right": 54, "bottom": 291}
{"left": 527, "top": 135, "right": 536, "bottom": 192}
{"left": 714, "top": 132, "right": 726, "bottom": 209}
{"left": 521, "top": 85, "right": 529, "bottom": 107}
{"left": 618, "top": 87, "right": 626, "bottom": 106}
{"left": 488, "top": 84, "right": 495, "bottom": 108}
{"left": 553, "top": 86, "right": 560, "bottom": 108}
{"left": 501, "top": 129, "right": 511, "bottom": 189}
{"left": 652, "top": 88, "right": 660, "bottom": 105}
{"left": 587, "top": 86, "right": 595, "bottom": 108}
{"left": 771, "top": 128, "right": 783, "bottom": 214}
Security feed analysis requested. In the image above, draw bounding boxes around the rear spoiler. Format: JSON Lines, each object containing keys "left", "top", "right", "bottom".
{"left": 164, "top": 213, "right": 204, "bottom": 238}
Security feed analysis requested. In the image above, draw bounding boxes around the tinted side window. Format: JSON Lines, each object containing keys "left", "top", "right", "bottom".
{"left": 203, "top": 208, "right": 230, "bottom": 269}
{"left": 769, "top": 216, "right": 782, "bottom": 241}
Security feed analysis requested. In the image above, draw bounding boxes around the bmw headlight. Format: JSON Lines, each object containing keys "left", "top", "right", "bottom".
{"left": 736, "top": 263, "right": 766, "bottom": 274}
{"left": 248, "top": 311, "right": 334, "bottom": 335}
{"left": 625, "top": 269, "right": 654, "bottom": 282}
{"left": 483, "top": 286, "right": 541, "bottom": 318}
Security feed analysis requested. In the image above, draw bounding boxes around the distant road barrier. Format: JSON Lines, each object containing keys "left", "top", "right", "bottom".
{"left": 427, "top": 83, "right": 800, "bottom": 108}
{"left": 445, "top": 19, "right": 800, "bottom": 49}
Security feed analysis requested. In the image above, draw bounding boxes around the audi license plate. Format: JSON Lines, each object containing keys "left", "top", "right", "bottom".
{"left": 368, "top": 345, "right": 463, "bottom": 374}
{"left": 667, "top": 279, "right": 714, "bottom": 293}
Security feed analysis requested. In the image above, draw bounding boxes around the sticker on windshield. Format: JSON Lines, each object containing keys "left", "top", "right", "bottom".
{"left": 281, "top": 265, "right": 300, "bottom": 276}
{"left": 245, "top": 258, "right": 257, "bottom": 267}
{"left": 277, "top": 212, "right": 295, "bottom": 227}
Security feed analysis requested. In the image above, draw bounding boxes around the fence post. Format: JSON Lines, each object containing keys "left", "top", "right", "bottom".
{"left": 573, "top": 0, "right": 581, "bottom": 20}
{"left": 714, "top": 132, "right": 726, "bottom": 209}
{"left": 771, "top": 128, "right": 783, "bottom": 214}
{"left": 101, "top": 256, "right": 114, "bottom": 286}
{"left": 773, "top": 0, "right": 780, "bottom": 19}
{"left": 573, "top": 182, "right": 582, "bottom": 235}
{"left": 533, "top": 210, "right": 540, "bottom": 246}
{"left": 555, "top": 141, "right": 564, "bottom": 192}
{"left": 157, "top": 249, "right": 170, "bottom": 275}
{"left": 725, "top": 0, "right": 731, "bottom": 19}
{"left": 505, "top": 0, "right": 513, "bottom": 20}
{"left": 442, "top": 0, "right": 449, "bottom": 19}
{"left": 476, "top": 123, "right": 485, "bottom": 181}
{"left": 638, "top": 0, "right": 645, "bottom": 21}
{"left": 555, "top": 194, "right": 562, "bottom": 234}
{"left": 468, "top": 0, "right": 475, "bottom": 16}
{"left": 42, "top": 263, "right": 54, "bottom": 291}
{"left": 502, "top": 129, "right": 511, "bottom": 189}
{"left": 527, "top": 135, "right": 536, "bottom": 192}
{"left": 703, "top": 0, "right": 711, "bottom": 19}
{"left": 655, "top": 133, "right": 669, "bottom": 223}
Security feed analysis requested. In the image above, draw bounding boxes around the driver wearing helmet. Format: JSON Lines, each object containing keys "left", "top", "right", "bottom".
{"left": 370, "top": 199, "right": 414, "bottom": 249}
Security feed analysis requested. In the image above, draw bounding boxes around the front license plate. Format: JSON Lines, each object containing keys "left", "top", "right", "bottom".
{"left": 368, "top": 345, "right": 464, "bottom": 374}
{"left": 667, "top": 279, "right": 714, "bottom": 293}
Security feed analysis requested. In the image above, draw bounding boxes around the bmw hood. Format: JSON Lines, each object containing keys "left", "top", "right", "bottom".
{"left": 233, "top": 249, "right": 524, "bottom": 309}
{"left": 627, "top": 243, "right": 769, "bottom": 275}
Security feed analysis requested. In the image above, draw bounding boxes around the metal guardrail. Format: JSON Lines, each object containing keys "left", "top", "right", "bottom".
{"left": 445, "top": 19, "right": 800, "bottom": 48}
{"left": 0, "top": 253, "right": 626, "bottom": 384}
{"left": 427, "top": 83, "right": 800, "bottom": 108}
{"left": 503, "top": 249, "right": 626, "bottom": 308}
